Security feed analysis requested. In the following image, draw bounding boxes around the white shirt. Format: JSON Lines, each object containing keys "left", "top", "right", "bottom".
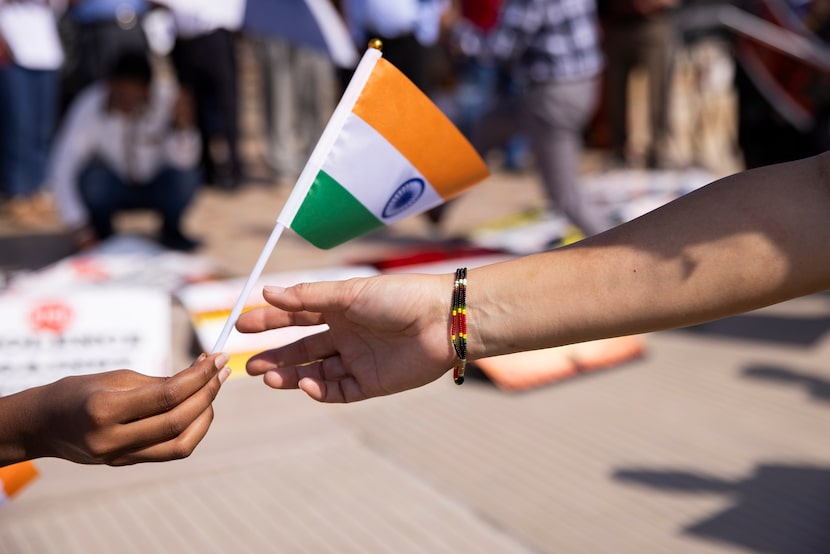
{"left": 343, "top": 0, "right": 448, "bottom": 47}
{"left": 0, "top": 1, "right": 64, "bottom": 70}
{"left": 49, "top": 81, "right": 201, "bottom": 228}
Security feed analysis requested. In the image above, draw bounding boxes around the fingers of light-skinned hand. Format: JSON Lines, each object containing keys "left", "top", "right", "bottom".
{"left": 105, "top": 406, "right": 215, "bottom": 466}
{"left": 236, "top": 280, "right": 361, "bottom": 333}
{"left": 260, "top": 355, "right": 348, "bottom": 389}
{"left": 236, "top": 305, "right": 326, "bottom": 333}
{"left": 297, "top": 376, "right": 367, "bottom": 403}
{"left": 246, "top": 331, "right": 335, "bottom": 376}
{"left": 114, "top": 353, "right": 227, "bottom": 422}
{"left": 263, "top": 282, "right": 359, "bottom": 314}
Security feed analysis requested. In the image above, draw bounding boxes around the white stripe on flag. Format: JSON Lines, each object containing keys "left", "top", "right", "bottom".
{"left": 278, "top": 48, "right": 382, "bottom": 227}
{"left": 322, "top": 114, "right": 443, "bottom": 223}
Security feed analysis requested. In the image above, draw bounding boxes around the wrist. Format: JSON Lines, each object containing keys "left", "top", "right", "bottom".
{"left": 464, "top": 267, "right": 489, "bottom": 362}
{"left": 0, "top": 384, "right": 51, "bottom": 465}
{"left": 463, "top": 263, "right": 528, "bottom": 361}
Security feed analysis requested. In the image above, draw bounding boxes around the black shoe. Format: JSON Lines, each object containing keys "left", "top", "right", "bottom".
{"left": 159, "top": 230, "right": 202, "bottom": 252}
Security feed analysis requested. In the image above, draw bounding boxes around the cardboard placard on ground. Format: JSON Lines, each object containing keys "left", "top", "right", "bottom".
{"left": 5, "top": 235, "right": 216, "bottom": 295}
{"left": 0, "top": 288, "right": 171, "bottom": 397}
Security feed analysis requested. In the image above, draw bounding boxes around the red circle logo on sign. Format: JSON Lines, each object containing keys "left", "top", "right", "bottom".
{"left": 30, "top": 302, "right": 73, "bottom": 334}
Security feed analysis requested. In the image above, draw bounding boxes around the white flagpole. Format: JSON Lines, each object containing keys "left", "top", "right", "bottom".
{"left": 208, "top": 43, "right": 383, "bottom": 355}
{"left": 210, "top": 222, "right": 286, "bottom": 354}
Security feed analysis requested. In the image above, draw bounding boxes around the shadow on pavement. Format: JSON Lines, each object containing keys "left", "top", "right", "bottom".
{"left": 680, "top": 311, "right": 830, "bottom": 348}
{"left": 613, "top": 463, "right": 830, "bottom": 554}
{"left": 743, "top": 364, "right": 830, "bottom": 404}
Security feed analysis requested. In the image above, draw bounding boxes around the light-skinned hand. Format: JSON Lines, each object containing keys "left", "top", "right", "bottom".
{"left": 236, "top": 274, "right": 457, "bottom": 403}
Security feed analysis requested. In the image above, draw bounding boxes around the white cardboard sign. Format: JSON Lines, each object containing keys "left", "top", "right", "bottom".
{"left": 0, "top": 288, "right": 171, "bottom": 397}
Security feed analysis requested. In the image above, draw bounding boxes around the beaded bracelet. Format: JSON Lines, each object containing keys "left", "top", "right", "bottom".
{"left": 450, "top": 267, "right": 468, "bottom": 385}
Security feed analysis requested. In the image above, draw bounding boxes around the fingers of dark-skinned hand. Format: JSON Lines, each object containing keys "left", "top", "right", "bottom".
{"left": 104, "top": 405, "right": 215, "bottom": 466}
{"left": 55, "top": 354, "right": 228, "bottom": 465}
{"left": 113, "top": 353, "right": 227, "bottom": 422}
{"left": 101, "top": 360, "right": 226, "bottom": 458}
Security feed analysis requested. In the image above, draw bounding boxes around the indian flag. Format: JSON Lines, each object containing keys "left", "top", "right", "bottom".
{"left": 208, "top": 46, "right": 489, "bottom": 353}
{"left": 278, "top": 46, "right": 490, "bottom": 249}
{"left": 0, "top": 461, "right": 38, "bottom": 508}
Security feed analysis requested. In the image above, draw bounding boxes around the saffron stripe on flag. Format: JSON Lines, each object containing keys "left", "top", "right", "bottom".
{"left": 352, "top": 58, "right": 490, "bottom": 199}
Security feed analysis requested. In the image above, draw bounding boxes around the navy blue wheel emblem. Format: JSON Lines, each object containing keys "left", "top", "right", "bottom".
{"left": 382, "top": 178, "right": 425, "bottom": 219}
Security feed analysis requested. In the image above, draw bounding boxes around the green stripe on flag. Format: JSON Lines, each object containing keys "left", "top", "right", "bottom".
{"left": 290, "top": 170, "right": 383, "bottom": 249}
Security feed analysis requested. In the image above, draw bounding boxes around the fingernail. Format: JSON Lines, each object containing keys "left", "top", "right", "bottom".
{"left": 214, "top": 352, "right": 229, "bottom": 370}
{"left": 197, "top": 352, "right": 207, "bottom": 362}
{"left": 263, "top": 285, "right": 286, "bottom": 295}
{"left": 218, "top": 367, "right": 232, "bottom": 384}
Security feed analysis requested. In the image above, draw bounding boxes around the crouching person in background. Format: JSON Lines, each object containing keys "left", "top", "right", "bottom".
{"left": 49, "top": 52, "right": 202, "bottom": 252}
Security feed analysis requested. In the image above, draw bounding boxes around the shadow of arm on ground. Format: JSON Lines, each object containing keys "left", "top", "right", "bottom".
{"left": 743, "top": 363, "right": 830, "bottom": 403}
{"left": 678, "top": 311, "right": 830, "bottom": 347}
{"left": 613, "top": 463, "right": 830, "bottom": 553}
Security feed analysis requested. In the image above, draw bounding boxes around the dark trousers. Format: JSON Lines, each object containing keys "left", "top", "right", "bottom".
{"left": 78, "top": 161, "right": 200, "bottom": 239}
{"left": 605, "top": 16, "right": 675, "bottom": 164}
{"left": 171, "top": 29, "right": 241, "bottom": 183}
{"left": 472, "top": 77, "right": 609, "bottom": 237}
{"left": 0, "top": 65, "right": 59, "bottom": 199}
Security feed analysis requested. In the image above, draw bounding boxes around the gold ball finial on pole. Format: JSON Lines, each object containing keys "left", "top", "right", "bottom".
{"left": 368, "top": 38, "right": 383, "bottom": 51}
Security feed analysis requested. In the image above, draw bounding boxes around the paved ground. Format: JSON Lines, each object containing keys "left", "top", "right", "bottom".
{"left": 2, "top": 162, "right": 830, "bottom": 553}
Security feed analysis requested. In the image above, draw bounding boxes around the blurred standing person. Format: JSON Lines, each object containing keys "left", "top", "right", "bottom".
{"left": 48, "top": 53, "right": 202, "bottom": 251}
{"left": 58, "top": 0, "right": 150, "bottom": 112}
{"left": 0, "top": 0, "right": 64, "bottom": 227}
{"left": 453, "top": 0, "right": 503, "bottom": 136}
{"left": 454, "top": 0, "right": 530, "bottom": 170}
{"left": 256, "top": 36, "right": 336, "bottom": 184}
{"left": 601, "top": 0, "right": 678, "bottom": 168}
{"left": 459, "top": 0, "right": 610, "bottom": 238}
{"left": 170, "top": 12, "right": 243, "bottom": 190}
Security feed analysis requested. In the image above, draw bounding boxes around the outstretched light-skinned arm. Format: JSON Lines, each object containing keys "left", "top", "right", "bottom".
{"left": 238, "top": 152, "right": 830, "bottom": 402}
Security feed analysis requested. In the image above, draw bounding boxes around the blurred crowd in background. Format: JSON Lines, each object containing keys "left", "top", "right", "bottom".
{"left": 2, "top": 0, "right": 830, "bottom": 252}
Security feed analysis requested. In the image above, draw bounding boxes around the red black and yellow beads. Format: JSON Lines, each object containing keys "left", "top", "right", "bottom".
{"left": 450, "top": 267, "right": 467, "bottom": 385}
